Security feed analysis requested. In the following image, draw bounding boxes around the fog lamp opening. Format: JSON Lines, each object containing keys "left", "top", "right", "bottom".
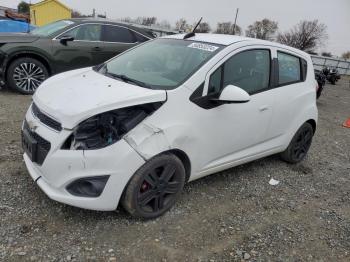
{"left": 66, "top": 175, "right": 110, "bottom": 197}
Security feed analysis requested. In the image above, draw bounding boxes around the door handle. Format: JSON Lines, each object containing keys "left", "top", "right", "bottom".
{"left": 259, "top": 105, "right": 269, "bottom": 112}
{"left": 92, "top": 46, "right": 102, "bottom": 51}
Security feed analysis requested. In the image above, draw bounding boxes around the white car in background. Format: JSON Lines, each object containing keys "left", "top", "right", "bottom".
{"left": 22, "top": 33, "right": 317, "bottom": 219}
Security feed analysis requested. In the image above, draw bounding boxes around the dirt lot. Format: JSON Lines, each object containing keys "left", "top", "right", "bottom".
{"left": 0, "top": 79, "right": 349, "bottom": 262}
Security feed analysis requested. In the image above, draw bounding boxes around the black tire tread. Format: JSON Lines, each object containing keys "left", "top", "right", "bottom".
{"left": 280, "top": 122, "right": 313, "bottom": 164}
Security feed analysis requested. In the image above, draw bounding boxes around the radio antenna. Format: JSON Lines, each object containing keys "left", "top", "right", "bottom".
{"left": 183, "top": 17, "right": 202, "bottom": 39}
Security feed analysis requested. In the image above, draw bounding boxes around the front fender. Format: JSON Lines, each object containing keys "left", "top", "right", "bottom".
{"left": 124, "top": 121, "right": 195, "bottom": 162}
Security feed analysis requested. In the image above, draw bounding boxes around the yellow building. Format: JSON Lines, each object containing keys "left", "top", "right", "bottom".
{"left": 30, "top": 0, "right": 72, "bottom": 26}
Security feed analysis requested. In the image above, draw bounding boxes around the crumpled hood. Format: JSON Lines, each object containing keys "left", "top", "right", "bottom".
{"left": 33, "top": 68, "right": 167, "bottom": 129}
{"left": 0, "top": 33, "right": 39, "bottom": 43}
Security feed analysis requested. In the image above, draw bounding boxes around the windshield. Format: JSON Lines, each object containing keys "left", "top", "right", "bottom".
{"left": 30, "top": 20, "right": 75, "bottom": 36}
{"left": 98, "top": 38, "right": 223, "bottom": 90}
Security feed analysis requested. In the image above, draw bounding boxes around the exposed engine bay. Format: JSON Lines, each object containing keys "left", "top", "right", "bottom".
{"left": 62, "top": 102, "right": 163, "bottom": 150}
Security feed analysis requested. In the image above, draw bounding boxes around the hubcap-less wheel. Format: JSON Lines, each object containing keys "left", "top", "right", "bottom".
{"left": 138, "top": 163, "right": 182, "bottom": 213}
{"left": 292, "top": 128, "right": 313, "bottom": 161}
{"left": 280, "top": 122, "right": 314, "bottom": 164}
{"left": 13, "top": 62, "right": 46, "bottom": 92}
{"left": 122, "top": 154, "right": 186, "bottom": 219}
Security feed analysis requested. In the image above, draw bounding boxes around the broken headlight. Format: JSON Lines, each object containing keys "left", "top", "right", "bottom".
{"left": 62, "top": 102, "right": 163, "bottom": 150}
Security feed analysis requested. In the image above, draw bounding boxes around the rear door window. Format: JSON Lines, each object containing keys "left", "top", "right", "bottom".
{"left": 277, "top": 52, "right": 301, "bottom": 85}
{"left": 102, "top": 25, "right": 136, "bottom": 43}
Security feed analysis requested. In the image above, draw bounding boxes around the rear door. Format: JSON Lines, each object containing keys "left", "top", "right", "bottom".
{"left": 100, "top": 24, "right": 148, "bottom": 61}
{"left": 266, "top": 48, "right": 309, "bottom": 138}
{"left": 52, "top": 23, "right": 105, "bottom": 72}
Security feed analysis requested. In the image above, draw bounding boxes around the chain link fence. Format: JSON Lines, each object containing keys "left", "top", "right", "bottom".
{"left": 311, "top": 55, "right": 350, "bottom": 75}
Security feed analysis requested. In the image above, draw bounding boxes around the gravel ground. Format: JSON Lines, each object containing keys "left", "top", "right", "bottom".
{"left": 0, "top": 79, "right": 349, "bottom": 262}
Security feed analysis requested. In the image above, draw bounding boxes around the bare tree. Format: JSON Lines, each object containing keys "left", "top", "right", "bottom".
{"left": 130, "top": 17, "right": 157, "bottom": 26}
{"left": 194, "top": 21, "right": 211, "bottom": 33}
{"left": 245, "top": 18, "right": 278, "bottom": 40}
{"left": 175, "top": 18, "right": 190, "bottom": 32}
{"left": 277, "top": 20, "right": 328, "bottom": 52}
{"left": 120, "top": 17, "right": 132, "bottom": 23}
{"left": 141, "top": 17, "right": 157, "bottom": 26}
{"left": 341, "top": 51, "right": 350, "bottom": 60}
{"left": 215, "top": 22, "right": 242, "bottom": 35}
{"left": 156, "top": 20, "right": 171, "bottom": 29}
{"left": 134, "top": 17, "right": 144, "bottom": 25}
{"left": 72, "top": 10, "right": 90, "bottom": 18}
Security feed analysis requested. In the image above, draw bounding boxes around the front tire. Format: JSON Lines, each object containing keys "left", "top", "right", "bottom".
{"left": 280, "top": 123, "right": 314, "bottom": 164}
{"left": 122, "top": 153, "right": 186, "bottom": 219}
{"left": 6, "top": 57, "right": 49, "bottom": 95}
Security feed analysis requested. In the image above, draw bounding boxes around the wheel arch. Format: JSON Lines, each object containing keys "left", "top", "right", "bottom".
{"left": 161, "top": 149, "right": 191, "bottom": 182}
{"left": 5, "top": 51, "right": 52, "bottom": 81}
{"left": 306, "top": 119, "right": 316, "bottom": 134}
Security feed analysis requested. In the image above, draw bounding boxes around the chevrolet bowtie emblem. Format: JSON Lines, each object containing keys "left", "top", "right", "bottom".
{"left": 27, "top": 120, "right": 38, "bottom": 132}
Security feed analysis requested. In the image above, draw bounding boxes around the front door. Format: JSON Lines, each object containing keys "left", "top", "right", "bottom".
{"left": 52, "top": 24, "right": 105, "bottom": 73}
{"left": 191, "top": 48, "right": 275, "bottom": 174}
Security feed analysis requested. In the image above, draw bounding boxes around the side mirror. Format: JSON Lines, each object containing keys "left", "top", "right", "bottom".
{"left": 59, "top": 36, "right": 74, "bottom": 45}
{"left": 214, "top": 84, "right": 250, "bottom": 104}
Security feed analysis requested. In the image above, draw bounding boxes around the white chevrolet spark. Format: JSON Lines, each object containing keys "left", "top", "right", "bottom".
{"left": 22, "top": 33, "right": 317, "bottom": 219}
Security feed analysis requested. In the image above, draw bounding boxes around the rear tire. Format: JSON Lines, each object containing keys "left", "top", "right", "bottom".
{"left": 122, "top": 153, "right": 186, "bottom": 219}
{"left": 280, "top": 123, "right": 314, "bottom": 164}
{"left": 6, "top": 57, "right": 49, "bottom": 95}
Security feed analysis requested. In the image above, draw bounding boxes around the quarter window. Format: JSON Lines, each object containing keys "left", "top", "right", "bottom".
{"left": 102, "top": 25, "right": 135, "bottom": 43}
{"left": 60, "top": 24, "right": 102, "bottom": 41}
{"left": 277, "top": 52, "right": 301, "bottom": 85}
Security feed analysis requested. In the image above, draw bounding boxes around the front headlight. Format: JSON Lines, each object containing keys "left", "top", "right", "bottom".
{"left": 62, "top": 102, "right": 163, "bottom": 150}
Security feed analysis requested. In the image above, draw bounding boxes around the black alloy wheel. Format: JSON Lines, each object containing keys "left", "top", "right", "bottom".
{"left": 122, "top": 154, "right": 186, "bottom": 219}
{"left": 281, "top": 122, "right": 314, "bottom": 164}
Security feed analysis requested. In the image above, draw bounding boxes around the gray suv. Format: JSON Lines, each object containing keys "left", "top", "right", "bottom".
{"left": 0, "top": 19, "right": 154, "bottom": 94}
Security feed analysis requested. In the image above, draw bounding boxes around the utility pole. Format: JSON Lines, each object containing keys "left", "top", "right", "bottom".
{"left": 233, "top": 8, "right": 239, "bottom": 35}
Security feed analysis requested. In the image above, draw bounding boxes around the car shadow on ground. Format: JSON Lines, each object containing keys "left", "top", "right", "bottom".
{"left": 34, "top": 153, "right": 287, "bottom": 223}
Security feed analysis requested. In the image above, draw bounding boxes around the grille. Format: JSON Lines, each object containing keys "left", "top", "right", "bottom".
{"left": 23, "top": 120, "right": 51, "bottom": 165}
{"left": 32, "top": 103, "right": 62, "bottom": 132}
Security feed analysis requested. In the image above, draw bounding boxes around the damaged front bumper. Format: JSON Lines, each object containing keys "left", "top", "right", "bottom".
{"left": 22, "top": 105, "right": 145, "bottom": 211}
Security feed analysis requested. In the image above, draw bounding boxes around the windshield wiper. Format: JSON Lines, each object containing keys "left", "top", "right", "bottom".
{"left": 104, "top": 69, "right": 151, "bottom": 89}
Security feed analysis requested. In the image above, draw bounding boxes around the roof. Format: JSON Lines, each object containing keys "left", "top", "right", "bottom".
{"left": 67, "top": 18, "right": 156, "bottom": 39}
{"left": 163, "top": 33, "right": 252, "bottom": 46}
{"left": 163, "top": 33, "right": 310, "bottom": 58}
{"left": 31, "top": 0, "right": 71, "bottom": 11}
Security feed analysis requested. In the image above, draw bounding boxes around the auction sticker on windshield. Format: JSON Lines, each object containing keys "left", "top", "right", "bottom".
{"left": 188, "top": 43, "right": 219, "bottom": 52}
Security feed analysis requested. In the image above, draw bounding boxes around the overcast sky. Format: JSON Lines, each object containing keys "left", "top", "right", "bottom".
{"left": 2, "top": 0, "right": 349, "bottom": 55}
